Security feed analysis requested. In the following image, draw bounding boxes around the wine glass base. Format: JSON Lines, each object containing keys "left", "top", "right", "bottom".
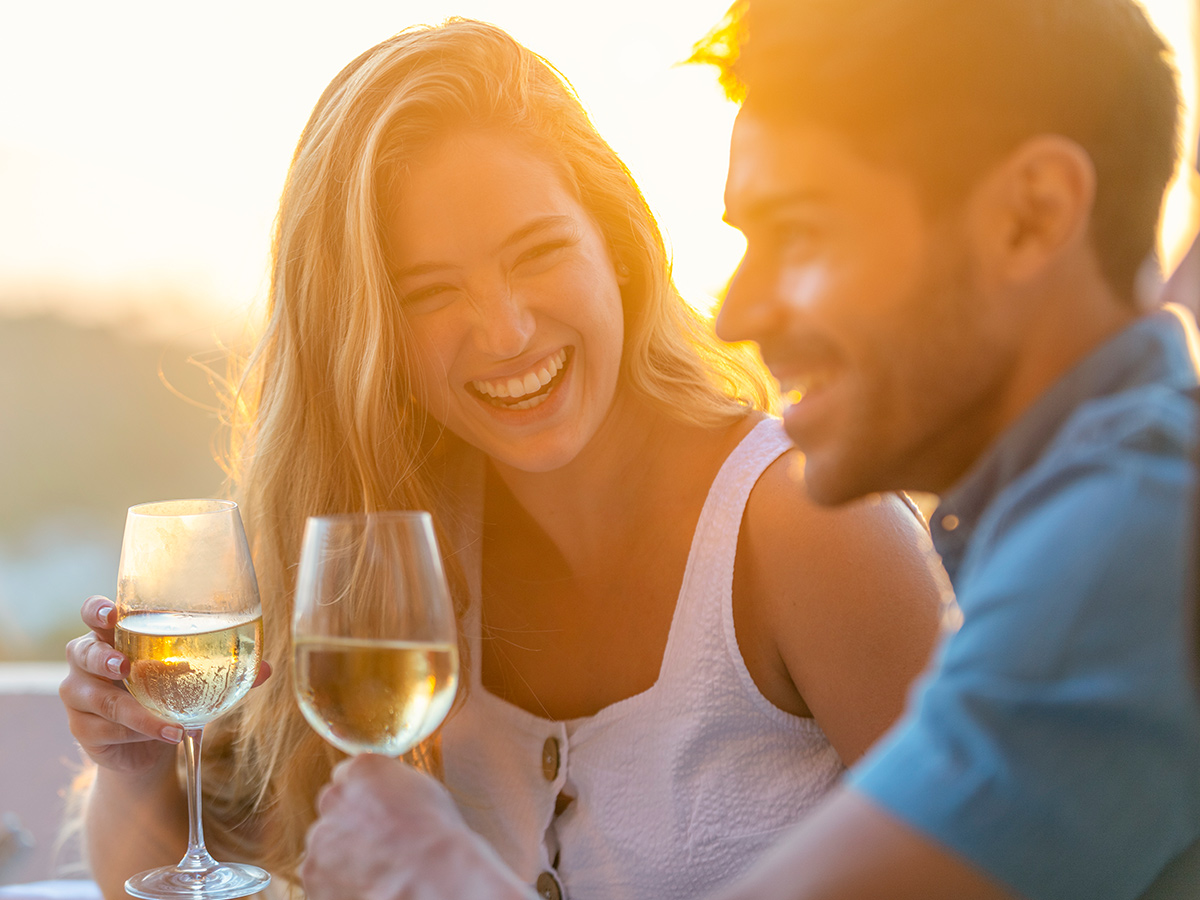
{"left": 125, "top": 862, "right": 271, "bottom": 899}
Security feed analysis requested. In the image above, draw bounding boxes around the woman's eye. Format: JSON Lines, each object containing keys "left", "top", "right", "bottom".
{"left": 401, "top": 284, "right": 454, "bottom": 311}
{"left": 516, "top": 240, "right": 569, "bottom": 266}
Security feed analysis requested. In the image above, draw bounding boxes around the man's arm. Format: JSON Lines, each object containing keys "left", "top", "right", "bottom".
{"left": 710, "top": 787, "right": 1019, "bottom": 900}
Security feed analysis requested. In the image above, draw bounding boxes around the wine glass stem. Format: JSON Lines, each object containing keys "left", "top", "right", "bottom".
{"left": 178, "top": 726, "right": 219, "bottom": 872}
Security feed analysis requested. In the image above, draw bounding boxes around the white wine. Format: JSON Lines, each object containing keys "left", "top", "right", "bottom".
{"left": 295, "top": 637, "right": 458, "bottom": 756}
{"left": 116, "top": 611, "right": 263, "bottom": 727}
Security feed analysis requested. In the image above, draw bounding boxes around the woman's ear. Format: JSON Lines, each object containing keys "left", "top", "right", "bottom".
{"left": 965, "top": 135, "right": 1097, "bottom": 287}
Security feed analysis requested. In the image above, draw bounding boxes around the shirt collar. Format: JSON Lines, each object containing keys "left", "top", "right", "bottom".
{"left": 930, "top": 305, "right": 1200, "bottom": 583}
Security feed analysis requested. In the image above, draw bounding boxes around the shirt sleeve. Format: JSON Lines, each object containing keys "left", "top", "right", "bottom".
{"left": 849, "top": 429, "right": 1200, "bottom": 900}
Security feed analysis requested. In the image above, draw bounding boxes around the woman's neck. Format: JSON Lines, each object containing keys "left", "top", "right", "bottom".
{"left": 491, "top": 393, "right": 673, "bottom": 557}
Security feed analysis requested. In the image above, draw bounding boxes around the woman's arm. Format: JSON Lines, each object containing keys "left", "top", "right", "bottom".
{"left": 734, "top": 451, "right": 946, "bottom": 763}
{"left": 60, "top": 596, "right": 190, "bottom": 897}
{"left": 84, "top": 760, "right": 189, "bottom": 899}
{"left": 61, "top": 595, "right": 269, "bottom": 898}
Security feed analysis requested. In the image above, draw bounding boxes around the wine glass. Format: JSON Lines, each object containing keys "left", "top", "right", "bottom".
{"left": 115, "top": 499, "right": 271, "bottom": 900}
{"left": 292, "top": 511, "right": 459, "bottom": 757}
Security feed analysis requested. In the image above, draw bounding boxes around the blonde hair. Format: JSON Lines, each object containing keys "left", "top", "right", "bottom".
{"left": 204, "top": 18, "right": 775, "bottom": 883}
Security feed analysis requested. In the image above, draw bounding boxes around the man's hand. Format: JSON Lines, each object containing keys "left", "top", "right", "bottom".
{"left": 302, "top": 754, "right": 533, "bottom": 900}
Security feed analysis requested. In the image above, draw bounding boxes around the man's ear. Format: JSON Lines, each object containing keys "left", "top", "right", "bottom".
{"left": 966, "top": 135, "right": 1097, "bottom": 287}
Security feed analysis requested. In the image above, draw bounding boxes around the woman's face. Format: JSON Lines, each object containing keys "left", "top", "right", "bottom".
{"left": 383, "top": 129, "right": 627, "bottom": 474}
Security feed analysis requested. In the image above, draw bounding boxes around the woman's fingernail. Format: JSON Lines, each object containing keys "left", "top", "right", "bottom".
{"left": 107, "top": 657, "right": 123, "bottom": 675}
{"left": 97, "top": 605, "right": 114, "bottom": 624}
{"left": 161, "top": 726, "right": 184, "bottom": 743}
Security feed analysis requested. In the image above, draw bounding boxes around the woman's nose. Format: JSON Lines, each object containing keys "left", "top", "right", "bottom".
{"left": 471, "top": 283, "right": 536, "bottom": 359}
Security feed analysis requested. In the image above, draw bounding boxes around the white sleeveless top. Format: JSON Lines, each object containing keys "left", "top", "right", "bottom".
{"left": 439, "top": 418, "right": 845, "bottom": 900}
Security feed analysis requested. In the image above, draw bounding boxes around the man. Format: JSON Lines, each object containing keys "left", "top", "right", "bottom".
{"left": 301, "top": 2, "right": 1200, "bottom": 898}
{"left": 697, "top": 1, "right": 1200, "bottom": 898}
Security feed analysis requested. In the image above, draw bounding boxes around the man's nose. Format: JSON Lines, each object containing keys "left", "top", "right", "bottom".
{"left": 715, "top": 252, "right": 779, "bottom": 345}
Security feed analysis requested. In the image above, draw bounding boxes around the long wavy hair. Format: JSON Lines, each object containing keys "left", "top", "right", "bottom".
{"left": 201, "top": 18, "right": 775, "bottom": 885}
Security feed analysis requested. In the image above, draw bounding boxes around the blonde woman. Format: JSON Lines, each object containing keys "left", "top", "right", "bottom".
{"left": 60, "top": 19, "right": 945, "bottom": 900}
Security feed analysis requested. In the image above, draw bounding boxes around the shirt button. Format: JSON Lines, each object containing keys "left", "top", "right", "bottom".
{"left": 541, "top": 736, "right": 560, "bottom": 781}
{"left": 941, "top": 513, "right": 960, "bottom": 532}
{"left": 536, "top": 870, "right": 564, "bottom": 900}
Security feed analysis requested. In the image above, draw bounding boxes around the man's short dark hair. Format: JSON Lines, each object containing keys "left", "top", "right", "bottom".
{"left": 693, "top": 0, "right": 1181, "bottom": 302}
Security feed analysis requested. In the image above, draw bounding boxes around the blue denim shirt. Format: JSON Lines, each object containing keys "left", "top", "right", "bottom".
{"left": 850, "top": 307, "right": 1200, "bottom": 900}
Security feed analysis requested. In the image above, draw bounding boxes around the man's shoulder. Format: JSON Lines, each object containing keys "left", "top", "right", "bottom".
{"left": 1053, "top": 377, "right": 1197, "bottom": 463}
{"left": 981, "top": 378, "right": 1196, "bottom": 546}
{"left": 953, "top": 376, "right": 1195, "bottom": 633}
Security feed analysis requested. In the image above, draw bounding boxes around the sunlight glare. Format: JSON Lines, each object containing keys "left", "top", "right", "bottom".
{"left": 0, "top": 1, "right": 1194, "bottom": 331}
{"left": 1139, "top": 0, "right": 1200, "bottom": 274}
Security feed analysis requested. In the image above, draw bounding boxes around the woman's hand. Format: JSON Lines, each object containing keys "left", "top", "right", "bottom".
{"left": 60, "top": 595, "right": 181, "bottom": 775}
{"left": 59, "top": 594, "right": 271, "bottom": 775}
{"left": 302, "top": 754, "right": 532, "bottom": 900}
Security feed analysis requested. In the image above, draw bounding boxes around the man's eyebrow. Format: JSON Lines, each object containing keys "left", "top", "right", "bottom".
{"left": 724, "top": 190, "right": 830, "bottom": 227}
{"left": 394, "top": 215, "right": 578, "bottom": 280}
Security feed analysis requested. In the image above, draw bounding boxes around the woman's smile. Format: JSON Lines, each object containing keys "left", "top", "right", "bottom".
{"left": 469, "top": 347, "right": 572, "bottom": 410}
{"left": 384, "top": 129, "right": 626, "bottom": 473}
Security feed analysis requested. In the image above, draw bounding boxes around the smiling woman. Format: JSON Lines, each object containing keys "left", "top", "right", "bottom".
{"left": 383, "top": 130, "right": 628, "bottom": 473}
{"left": 54, "top": 17, "right": 950, "bottom": 900}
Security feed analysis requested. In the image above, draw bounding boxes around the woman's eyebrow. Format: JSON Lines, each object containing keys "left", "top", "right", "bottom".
{"left": 394, "top": 216, "right": 579, "bottom": 280}
{"left": 498, "top": 215, "right": 577, "bottom": 251}
{"left": 394, "top": 260, "right": 457, "bottom": 280}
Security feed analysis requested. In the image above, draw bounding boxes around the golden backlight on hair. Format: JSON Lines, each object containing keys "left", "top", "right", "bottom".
{"left": 1138, "top": 0, "right": 1199, "bottom": 273}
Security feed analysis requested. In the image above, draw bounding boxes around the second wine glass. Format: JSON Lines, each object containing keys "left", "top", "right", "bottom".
{"left": 293, "top": 511, "right": 459, "bottom": 757}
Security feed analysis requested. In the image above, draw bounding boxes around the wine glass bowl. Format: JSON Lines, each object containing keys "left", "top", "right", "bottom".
{"left": 116, "top": 499, "right": 270, "bottom": 900}
{"left": 293, "top": 511, "right": 459, "bottom": 757}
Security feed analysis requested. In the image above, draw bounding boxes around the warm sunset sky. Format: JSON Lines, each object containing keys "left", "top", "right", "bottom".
{"left": 0, "top": 0, "right": 1195, "bottom": 337}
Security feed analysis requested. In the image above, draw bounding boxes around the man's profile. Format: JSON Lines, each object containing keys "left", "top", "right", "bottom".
{"left": 703, "top": 1, "right": 1200, "bottom": 897}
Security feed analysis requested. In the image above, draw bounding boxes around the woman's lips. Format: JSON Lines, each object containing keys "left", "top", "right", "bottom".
{"left": 469, "top": 348, "right": 571, "bottom": 410}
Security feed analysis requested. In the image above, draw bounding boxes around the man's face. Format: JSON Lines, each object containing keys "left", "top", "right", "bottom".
{"left": 718, "top": 112, "right": 1021, "bottom": 504}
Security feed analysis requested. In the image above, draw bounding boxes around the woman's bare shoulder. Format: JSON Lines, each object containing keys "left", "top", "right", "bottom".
{"left": 744, "top": 450, "right": 933, "bottom": 571}
{"left": 738, "top": 452, "right": 945, "bottom": 761}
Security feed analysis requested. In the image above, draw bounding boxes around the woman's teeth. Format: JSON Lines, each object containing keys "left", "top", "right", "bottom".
{"left": 472, "top": 349, "right": 568, "bottom": 408}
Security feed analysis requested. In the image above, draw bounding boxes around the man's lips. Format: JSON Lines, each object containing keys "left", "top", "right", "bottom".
{"left": 774, "top": 365, "right": 837, "bottom": 406}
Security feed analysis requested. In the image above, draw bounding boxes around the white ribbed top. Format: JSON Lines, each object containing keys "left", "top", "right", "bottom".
{"left": 439, "top": 418, "right": 844, "bottom": 900}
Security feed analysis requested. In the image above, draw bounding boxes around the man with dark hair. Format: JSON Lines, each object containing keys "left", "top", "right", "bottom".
{"left": 700, "top": 0, "right": 1200, "bottom": 897}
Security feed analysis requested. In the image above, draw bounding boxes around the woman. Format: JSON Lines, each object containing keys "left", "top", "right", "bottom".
{"left": 60, "top": 19, "right": 945, "bottom": 900}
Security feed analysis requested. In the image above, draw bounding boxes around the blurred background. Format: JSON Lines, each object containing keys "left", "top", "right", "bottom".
{"left": 1, "top": 0, "right": 1197, "bottom": 661}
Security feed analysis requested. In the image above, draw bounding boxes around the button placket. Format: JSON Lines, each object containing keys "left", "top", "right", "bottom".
{"left": 536, "top": 869, "right": 565, "bottom": 900}
{"left": 537, "top": 726, "right": 569, "bottom": 899}
{"left": 541, "top": 736, "right": 560, "bottom": 782}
